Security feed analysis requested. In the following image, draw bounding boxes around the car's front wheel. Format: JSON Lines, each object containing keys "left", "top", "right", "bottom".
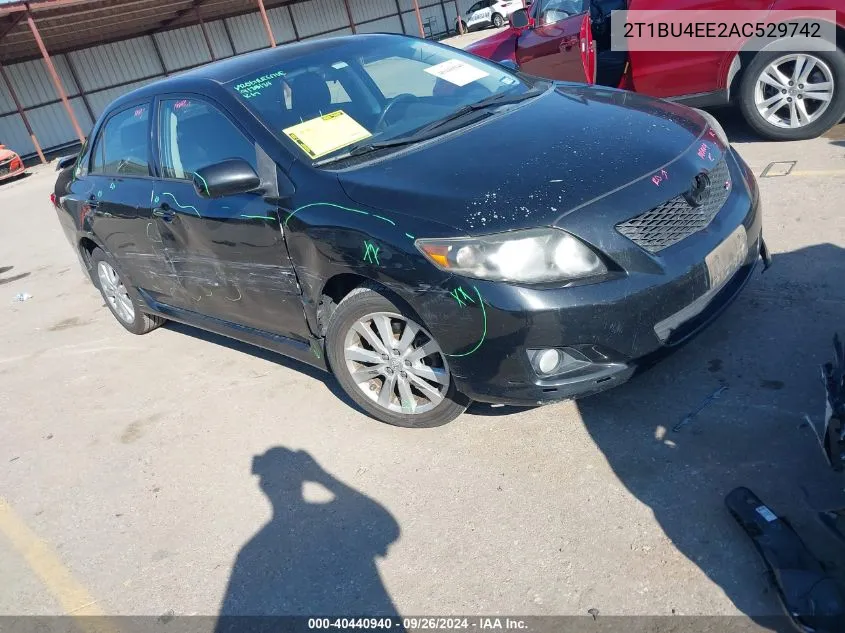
{"left": 90, "top": 247, "right": 165, "bottom": 335}
{"left": 492, "top": 13, "right": 504, "bottom": 27}
{"left": 738, "top": 49, "right": 845, "bottom": 141}
{"left": 326, "top": 285, "right": 468, "bottom": 427}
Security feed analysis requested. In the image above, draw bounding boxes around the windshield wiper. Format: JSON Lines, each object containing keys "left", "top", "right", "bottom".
{"left": 414, "top": 86, "right": 547, "bottom": 135}
{"left": 313, "top": 86, "right": 546, "bottom": 167}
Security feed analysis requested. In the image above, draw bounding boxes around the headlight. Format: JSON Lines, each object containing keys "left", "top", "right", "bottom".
{"left": 416, "top": 228, "right": 607, "bottom": 284}
{"left": 693, "top": 108, "right": 730, "bottom": 147}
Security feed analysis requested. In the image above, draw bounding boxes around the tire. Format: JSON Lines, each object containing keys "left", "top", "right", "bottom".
{"left": 457, "top": 19, "right": 468, "bottom": 33}
{"left": 492, "top": 13, "right": 504, "bottom": 27}
{"left": 738, "top": 48, "right": 845, "bottom": 141}
{"left": 90, "top": 247, "right": 165, "bottom": 335}
{"left": 325, "top": 284, "right": 468, "bottom": 428}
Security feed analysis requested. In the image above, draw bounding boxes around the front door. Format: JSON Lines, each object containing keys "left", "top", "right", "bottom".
{"left": 150, "top": 96, "right": 308, "bottom": 340}
{"left": 516, "top": 0, "right": 595, "bottom": 83}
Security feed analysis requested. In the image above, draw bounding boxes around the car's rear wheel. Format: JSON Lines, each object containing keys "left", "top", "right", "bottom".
{"left": 457, "top": 19, "right": 468, "bottom": 33}
{"left": 492, "top": 13, "right": 504, "bottom": 27}
{"left": 738, "top": 48, "right": 845, "bottom": 141}
{"left": 90, "top": 247, "right": 165, "bottom": 335}
{"left": 326, "top": 285, "right": 468, "bottom": 427}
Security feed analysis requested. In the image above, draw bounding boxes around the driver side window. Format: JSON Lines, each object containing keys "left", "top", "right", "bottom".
{"left": 533, "top": 0, "right": 586, "bottom": 25}
{"left": 90, "top": 104, "right": 151, "bottom": 177}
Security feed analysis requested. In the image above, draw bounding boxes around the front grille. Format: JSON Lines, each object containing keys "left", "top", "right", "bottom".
{"left": 0, "top": 165, "right": 8, "bottom": 177}
{"left": 616, "top": 157, "right": 732, "bottom": 253}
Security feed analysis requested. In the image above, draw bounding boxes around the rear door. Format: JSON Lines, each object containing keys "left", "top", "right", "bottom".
{"left": 516, "top": 0, "right": 595, "bottom": 83}
{"left": 150, "top": 95, "right": 308, "bottom": 339}
{"left": 82, "top": 101, "right": 165, "bottom": 298}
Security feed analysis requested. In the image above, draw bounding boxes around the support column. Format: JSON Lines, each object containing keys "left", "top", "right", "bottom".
{"left": 255, "top": 0, "right": 276, "bottom": 47}
{"left": 149, "top": 32, "right": 168, "bottom": 75}
{"left": 342, "top": 0, "right": 357, "bottom": 34}
{"left": 392, "top": 0, "right": 406, "bottom": 34}
{"left": 222, "top": 18, "right": 237, "bottom": 54}
{"left": 412, "top": 0, "right": 424, "bottom": 37}
{"left": 25, "top": 10, "right": 85, "bottom": 144}
{"left": 456, "top": 1, "right": 464, "bottom": 34}
{"left": 195, "top": 7, "right": 216, "bottom": 61}
{"left": 439, "top": 0, "right": 448, "bottom": 35}
{"left": 287, "top": 4, "right": 300, "bottom": 41}
{"left": 64, "top": 53, "right": 95, "bottom": 123}
{"left": 0, "top": 62, "right": 46, "bottom": 164}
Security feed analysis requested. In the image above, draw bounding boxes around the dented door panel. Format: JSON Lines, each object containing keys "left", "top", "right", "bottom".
{"left": 148, "top": 180, "right": 308, "bottom": 339}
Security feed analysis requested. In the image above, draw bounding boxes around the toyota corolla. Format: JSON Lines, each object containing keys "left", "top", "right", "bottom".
{"left": 52, "top": 34, "right": 769, "bottom": 427}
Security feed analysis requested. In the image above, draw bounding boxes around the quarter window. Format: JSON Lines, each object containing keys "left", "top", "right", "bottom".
{"left": 157, "top": 99, "right": 257, "bottom": 181}
{"left": 90, "top": 104, "right": 151, "bottom": 176}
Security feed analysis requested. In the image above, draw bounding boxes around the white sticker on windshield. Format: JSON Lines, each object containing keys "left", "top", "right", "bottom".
{"left": 331, "top": 61, "right": 349, "bottom": 69}
{"left": 424, "top": 59, "right": 489, "bottom": 87}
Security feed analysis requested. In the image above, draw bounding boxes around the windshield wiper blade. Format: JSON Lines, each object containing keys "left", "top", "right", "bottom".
{"left": 414, "top": 86, "right": 547, "bottom": 135}
{"left": 312, "top": 137, "right": 421, "bottom": 166}
{"left": 312, "top": 87, "right": 546, "bottom": 166}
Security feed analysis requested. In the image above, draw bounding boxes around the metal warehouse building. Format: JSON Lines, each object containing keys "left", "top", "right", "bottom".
{"left": 0, "top": 0, "right": 475, "bottom": 162}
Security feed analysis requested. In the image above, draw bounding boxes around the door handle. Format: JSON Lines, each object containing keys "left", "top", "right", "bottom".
{"left": 152, "top": 204, "right": 175, "bottom": 221}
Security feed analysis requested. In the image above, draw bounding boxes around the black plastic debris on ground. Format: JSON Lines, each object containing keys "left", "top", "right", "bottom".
{"left": 726, "top": 486, "right": 845, "bottom": 633}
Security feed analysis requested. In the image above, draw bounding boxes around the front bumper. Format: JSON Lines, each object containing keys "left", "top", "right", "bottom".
{"left": 438, "top": 150, "right": 764, "bottom": 406}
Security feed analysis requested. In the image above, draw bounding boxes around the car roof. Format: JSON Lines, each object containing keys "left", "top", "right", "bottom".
{"left": 106, "top": 33, "right": 398, "bottom": 113}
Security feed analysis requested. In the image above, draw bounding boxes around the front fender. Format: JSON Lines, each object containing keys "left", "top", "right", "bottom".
{"left": 281, "top": 199, "right": 494, "bottom": 365}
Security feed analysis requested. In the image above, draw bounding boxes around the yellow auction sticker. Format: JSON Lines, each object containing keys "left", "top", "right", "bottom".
{"left": 283, "top": 110, "right": 372, "bottom": 159}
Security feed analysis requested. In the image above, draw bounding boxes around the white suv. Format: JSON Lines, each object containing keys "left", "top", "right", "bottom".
{"left": 457, "top": 0, "right": 523, "bottom": 32}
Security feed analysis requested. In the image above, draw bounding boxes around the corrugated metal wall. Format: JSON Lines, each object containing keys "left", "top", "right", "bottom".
{"left": 0, "top": 0, "right": 465, "bottom": 160}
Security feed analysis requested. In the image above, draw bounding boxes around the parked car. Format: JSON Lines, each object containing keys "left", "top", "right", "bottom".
{"left": 53, "top": 34, "right": 767, "bottom": 427}
{"left": 0, "top": 145, "right": 25, "bottom": 182}
{"left": 465, "top": 0, "right": 845, "bottom": 141}
{"left": 458, "top": 0, "right": 525, "bottom": 32}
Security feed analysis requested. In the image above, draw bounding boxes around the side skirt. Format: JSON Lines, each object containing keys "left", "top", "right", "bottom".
{"left": 138, "top": 289, "right": 328, "bottom": 372}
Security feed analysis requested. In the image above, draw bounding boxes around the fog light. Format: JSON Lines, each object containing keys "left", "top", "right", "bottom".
{"left": 535, "top": 349, "right": 562, "bottom": 375}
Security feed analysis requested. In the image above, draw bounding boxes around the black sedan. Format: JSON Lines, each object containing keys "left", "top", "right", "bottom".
{"left": 52, "top": 34, "right": 767, "bottom": 427}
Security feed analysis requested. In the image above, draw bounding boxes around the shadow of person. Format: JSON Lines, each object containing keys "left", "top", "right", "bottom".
{"left": 217, "top": 448, "right": 401, "bottom": 625}
{"left": 574, "top": 242, "right": 845, "bottom": 630}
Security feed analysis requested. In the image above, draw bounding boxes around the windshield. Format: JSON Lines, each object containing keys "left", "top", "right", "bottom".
{"left": 225, "top": 36, "right": 534, "bottom": 163}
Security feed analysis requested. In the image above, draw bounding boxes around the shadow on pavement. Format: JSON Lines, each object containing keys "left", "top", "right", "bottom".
{"left": 215, "top": 447, "right": 401, "bottom": 625}
{"left": 576, "top": 242, "right": 845, "bottom": 628}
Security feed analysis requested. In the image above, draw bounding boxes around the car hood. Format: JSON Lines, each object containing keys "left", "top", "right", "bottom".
{"left": 338, "top": 84, "right": 711, "bottom": 236}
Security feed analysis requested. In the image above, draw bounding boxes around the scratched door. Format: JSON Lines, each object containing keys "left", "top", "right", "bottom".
{"left": 81, "top": 101, "right": 169, "bottom": 300}
{"left": 150, "top": 97, "right": 308, "bottom": 339}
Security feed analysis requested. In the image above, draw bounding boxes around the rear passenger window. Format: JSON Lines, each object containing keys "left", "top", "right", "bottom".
{"left": 158, "top": 99, "right": 257, "bottom": 181}
{"left": 90, "top": 104, "right": 151, "bottom": 176}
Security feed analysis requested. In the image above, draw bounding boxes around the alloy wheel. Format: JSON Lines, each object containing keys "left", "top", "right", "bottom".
{"left": 754, "top": 53, "right": 835, "bottom": 129}
{"left": 343, "top": 312, "right": 450, "bottom": 415}
{"left": 97, "top": 261, "right": 135, "bottom": 324}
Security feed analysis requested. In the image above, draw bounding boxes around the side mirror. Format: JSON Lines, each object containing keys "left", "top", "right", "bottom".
{"left": 193, "top": 159, "right": 262, "bottom": 199}
{"left": 56, "top": 154, "right": 78, "bottom": 171}
{"left": 509, "top": 8, "right": 529, "bottom": 28}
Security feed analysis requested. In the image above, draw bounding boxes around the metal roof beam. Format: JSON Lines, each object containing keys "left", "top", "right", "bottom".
{"left": 2, "top": 1, "right": 193, "bottom": 36}
{"left": 0, "top": 12, "right": 26, "bottom": 39}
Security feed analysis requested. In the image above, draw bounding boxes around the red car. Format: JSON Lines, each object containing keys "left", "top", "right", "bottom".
{"left": 466, "top": 0, "right": 845, "bottom": 140}
{"left": 0, "top": 145, "right": 25, "bottom": 182}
